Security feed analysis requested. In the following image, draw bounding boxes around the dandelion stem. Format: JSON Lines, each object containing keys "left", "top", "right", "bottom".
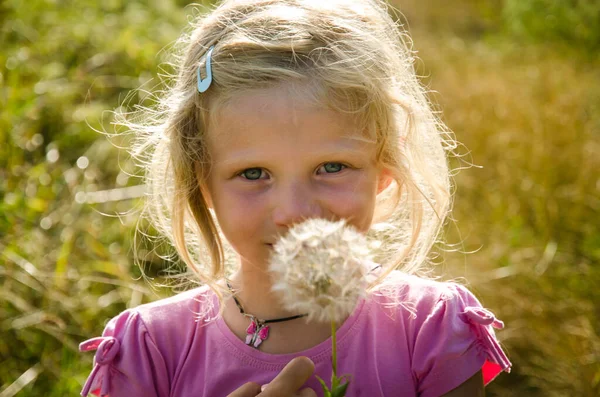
{"left": 331, "top": 319, "right": 337, "bottom": 384}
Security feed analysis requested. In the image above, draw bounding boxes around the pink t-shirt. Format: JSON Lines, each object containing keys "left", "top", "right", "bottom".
{"left": 80, "top": 272, "right": 511, "bottom": 397}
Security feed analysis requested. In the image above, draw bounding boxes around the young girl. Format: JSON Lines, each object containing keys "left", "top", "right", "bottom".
{"left": 80, "top": 0, "right": 511, "bottom": 396}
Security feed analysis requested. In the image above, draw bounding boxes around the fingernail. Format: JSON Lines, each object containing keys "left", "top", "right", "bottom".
{"left": 261, "top": 384, "right": 268, "bottom": 391}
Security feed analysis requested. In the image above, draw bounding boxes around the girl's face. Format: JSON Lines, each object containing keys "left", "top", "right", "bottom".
{"left": 202, "top": 84, "right": 389, "bottom": 270}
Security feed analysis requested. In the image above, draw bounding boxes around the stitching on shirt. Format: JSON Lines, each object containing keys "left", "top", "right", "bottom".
{"left": 214, "top": 297, "right": 368, "bottom": 371}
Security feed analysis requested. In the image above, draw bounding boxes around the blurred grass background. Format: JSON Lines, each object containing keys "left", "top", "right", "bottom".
{"left": 1, "top": 0, "right": 598, "bottom": 395}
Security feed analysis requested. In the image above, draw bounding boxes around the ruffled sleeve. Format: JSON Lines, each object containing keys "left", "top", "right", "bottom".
{"left": 79, "top": 310, "right": 169, "bottom": 397}
{"left": 411, "top": 284, "right": 511, "bottom": 397}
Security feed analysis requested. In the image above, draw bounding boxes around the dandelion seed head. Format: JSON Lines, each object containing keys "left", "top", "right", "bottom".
{"left": 269, "top": 218, "right": 371, "bottom": 323}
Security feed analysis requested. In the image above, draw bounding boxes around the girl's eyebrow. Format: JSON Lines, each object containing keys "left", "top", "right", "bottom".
{"left": 214, "top": 147, "right": 371, "bottom": 167}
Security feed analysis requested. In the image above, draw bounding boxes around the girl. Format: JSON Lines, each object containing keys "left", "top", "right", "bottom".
{"left": 80, "top": 0, "right": 511, "bottom": 396}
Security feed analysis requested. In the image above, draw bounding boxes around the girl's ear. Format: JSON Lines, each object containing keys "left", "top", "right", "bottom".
{"left": 377, "top": 168, "right": 393, "bottom": 194}
{"left": 195, "top": 162, "right": 213, "bottom": 209}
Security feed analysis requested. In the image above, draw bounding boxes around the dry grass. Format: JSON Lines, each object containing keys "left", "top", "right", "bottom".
{"left": 392, "top": 0, "right": 600, "bottom": 395}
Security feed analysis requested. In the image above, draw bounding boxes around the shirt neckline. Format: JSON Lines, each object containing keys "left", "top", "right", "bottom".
{"left": 213, "top": 291, "right": 366, "bottom": 367}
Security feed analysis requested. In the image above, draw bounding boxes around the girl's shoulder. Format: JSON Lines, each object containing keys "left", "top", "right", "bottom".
{"left": 366, "top": 271, "right": 511, "bottom": 390}
{"left": 102, "top": 284, "right": 219, "bottom": 358}
{"left": 79, "top": 285, "right": 217, "bottom": 396}
{"left": 369, "top": 271, "right": 479, "bottom": 317}
{"left": 97, "top": 285, "right": 216, "bottom": 342}
{"left": 129, "top": 284, "right": 216, "bottom": 330}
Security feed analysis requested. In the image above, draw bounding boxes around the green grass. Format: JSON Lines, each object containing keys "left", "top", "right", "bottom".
{"left": 1, "top": 0, "right": 599, "bottom": 395}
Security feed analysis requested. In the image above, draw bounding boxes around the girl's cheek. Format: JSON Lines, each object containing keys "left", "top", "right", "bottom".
{"left": 322, "top": 175, "right": 375, "bottom": 204}
{"left": 230, "top": 188, "right": 266, "bottom": 208}
{"left": 326, "top": 177, "right": 378, "bottom": 226}
{"left": 225, "top": 189, "right": 270, "bottom": 222}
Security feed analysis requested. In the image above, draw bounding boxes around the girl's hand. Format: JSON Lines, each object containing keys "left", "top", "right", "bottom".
{"left": 227, "top": 356, "right": 316, "bottom": 397}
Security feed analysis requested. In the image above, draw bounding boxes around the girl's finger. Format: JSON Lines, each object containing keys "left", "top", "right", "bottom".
{"left": 261, "top": 357, "right": 315, "bottom": 396}
{"left": 297, "top": 387, "right": 318, "bottom": 397}
{"left": 227, "top": 381, "right": 261, "bottom": 397}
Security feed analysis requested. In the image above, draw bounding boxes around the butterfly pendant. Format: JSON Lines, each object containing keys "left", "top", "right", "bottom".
{"left": 245, "top": 317, "right": 270, "bottom": 348}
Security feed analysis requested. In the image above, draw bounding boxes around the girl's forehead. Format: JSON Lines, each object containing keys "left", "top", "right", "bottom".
{"left": 207, "top": 83, "right": 369, "bottom": 143}
{"left": 215, "top": 83, "right": 321, "bottom": 119}
{"left": 213, "top": 82, "right": 372, "bottom": 131}
{"left": 204, "top": 85, "right": 376, "bottom": 160}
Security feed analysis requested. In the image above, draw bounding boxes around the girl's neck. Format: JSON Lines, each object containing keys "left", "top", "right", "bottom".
{"left": 222, "top": 268, "right": 335, "bottom": 355}
{"left": 227, "top": 267, "right": 301, "bottom": 320}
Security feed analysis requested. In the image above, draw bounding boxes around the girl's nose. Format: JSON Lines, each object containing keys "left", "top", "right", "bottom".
{"left": 272, "top": 181, "right": 324, "bottom": 228}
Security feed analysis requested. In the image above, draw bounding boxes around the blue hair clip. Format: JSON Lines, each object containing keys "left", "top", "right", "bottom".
{"left": 197, "top": 46, "right": 215, "bottom": 93}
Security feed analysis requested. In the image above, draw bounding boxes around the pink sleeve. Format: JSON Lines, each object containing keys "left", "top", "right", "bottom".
{"left": 79, "top": 310, "right": 170, "bottom": 397}
{"left": 411, "top": 284, "right": 511, "bottom": 397}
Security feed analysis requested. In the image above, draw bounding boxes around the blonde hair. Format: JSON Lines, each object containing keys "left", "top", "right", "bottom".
{"left": 120, "top": 0, "right": 456, "bottom": 300}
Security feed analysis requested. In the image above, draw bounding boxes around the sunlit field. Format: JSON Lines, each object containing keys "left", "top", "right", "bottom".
{"left": 1, "top": 0, "right": 598, "bottom": 395}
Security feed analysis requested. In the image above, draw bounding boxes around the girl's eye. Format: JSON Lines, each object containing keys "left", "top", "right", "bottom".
{"left": 319, "top": 162, "right": 346, "bottom": 174}
{"left": 239, "top": 168, "right": 266, "bottom": 180}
